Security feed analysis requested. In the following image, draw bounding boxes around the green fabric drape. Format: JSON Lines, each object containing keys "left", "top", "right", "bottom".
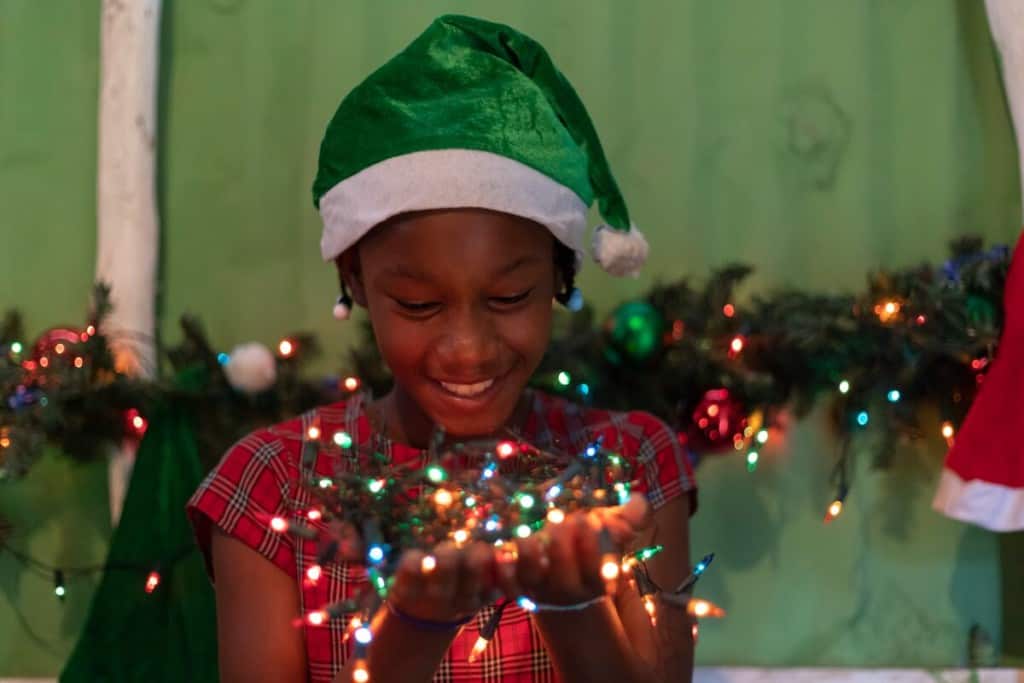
{"left": 59, "top": 401, "right": 217, "bottom": 683}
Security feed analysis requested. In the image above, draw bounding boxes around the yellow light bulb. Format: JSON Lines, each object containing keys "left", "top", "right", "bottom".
{"left": 468, "top": 636, "right": 490, "bottom": 663}
{"left": 453, "top": 529, "right": 469, "bottom": 545}
{"left": 546, "top": 508, "right": 565, "bottom": 524}
{"left": 434, "top": 489, "right": 454, "bottom": 507}
{"left": 687, "top": 598, "right": 726, "bottom": 619}
{"left": 307, "top": 425, "right": 321, "bottom": 440}
{"left": 352, "top": 660, "right": 370, "bottom": 683}
{"left": 941, "top": 422, "right": 955, "bottom": 439}
{"left": 598, "top": 557, "right": 618, "bottom": 581}
{"left": 421, "top": 555, "right": 437, "bottom": 574}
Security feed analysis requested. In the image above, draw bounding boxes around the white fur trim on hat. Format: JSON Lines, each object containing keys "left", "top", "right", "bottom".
{"left": 318, "top": 149, "right": 588, "bottom": 263}
{"left": 932, "top": 466, "right": 1024, "bottom": 532}
{"left": 591, "top": 223, "right": 649, "bottom": 278}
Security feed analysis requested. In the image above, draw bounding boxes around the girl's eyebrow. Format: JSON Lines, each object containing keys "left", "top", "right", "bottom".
{"left": 381, "top": 263, "right": 433, "bottom": 281}
{"left": 495, "top": 255, "right": 542, "bottom": 275}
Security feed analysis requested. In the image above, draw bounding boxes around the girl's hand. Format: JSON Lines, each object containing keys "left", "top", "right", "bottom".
{"left": 501, "top": 493, "right": 653, "bottom": 605}
{"left": 388, "top": 542, "right": 498, "bottom": 623}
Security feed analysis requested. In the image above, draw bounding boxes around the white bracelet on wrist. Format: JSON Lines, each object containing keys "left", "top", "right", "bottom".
{"left": 517, "top": 594, "right": 606, "bottom": 613}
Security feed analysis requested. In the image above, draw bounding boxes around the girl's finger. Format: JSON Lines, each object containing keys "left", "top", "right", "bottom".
{"left": 514, "top": 533, "right": 549, "bottom": 591}
{"left": 392, "top": 549, "right": 427, "bottom": 606}
{"left": 594, "top": 512, "right": 635, "bottom": 547}
{"left": 427, "top": 544, "right": 459, "bottom": 601}
{"left": 616, "top": 493, "right": 652, "bottom": 532}
{"left": 455, "top": 543, "right": 490, "bottom": 612}
{"left": 545, "top": 516, "right": 584, "bottom": 598}
{"left": 494, "top": 541, "right": 523, "bottom": 598}
{"left": 575, "top": 513, "right": 603, "bottom": 597}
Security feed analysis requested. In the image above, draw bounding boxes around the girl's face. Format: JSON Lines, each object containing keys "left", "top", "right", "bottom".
{"left": 349, "top": 209, "right": 560, "bottom": 439}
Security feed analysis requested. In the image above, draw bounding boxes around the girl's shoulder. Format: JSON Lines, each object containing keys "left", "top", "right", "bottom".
{"left": 529, "top": 390, "right": 680, "bottom": 455}
{"left": 529, "top": 391, "right": 696, "bottom": 512}
{"left": 186, "top": 400, "right": 356, "bottom": 579}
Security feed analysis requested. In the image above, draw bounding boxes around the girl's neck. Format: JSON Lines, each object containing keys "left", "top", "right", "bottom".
{"left": 369, "top": 386, "right": 532, "bottom": 450}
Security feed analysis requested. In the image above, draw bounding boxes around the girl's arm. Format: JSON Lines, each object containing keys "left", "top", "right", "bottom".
{"left": 211, "top": 529, "right": 307, "bottom": 682}
{"left": 334, "top": 544, "right": 497, "bottom": 683}
{"left": 333, "top": 603, "right": 458, "bottom": 683}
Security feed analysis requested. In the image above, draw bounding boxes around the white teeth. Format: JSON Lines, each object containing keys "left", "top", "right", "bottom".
{"left": 440, "top": 379, "right": 495, "bottom": 398}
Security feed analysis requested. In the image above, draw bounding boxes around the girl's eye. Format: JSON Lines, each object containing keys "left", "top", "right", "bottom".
{"left": 394, "top": 299, "right": 440, "bottom": 314}
{"left": 490, "top": 289, "right": 532, "bottom": 307}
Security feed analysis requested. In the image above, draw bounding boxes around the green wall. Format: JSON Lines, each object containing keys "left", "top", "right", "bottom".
{"left": 1, "top": 0, "right": 1020, "bottom": 675}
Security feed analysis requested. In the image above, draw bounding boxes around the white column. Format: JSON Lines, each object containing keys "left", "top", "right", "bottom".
{"left": 986, "top": 0, "right": 1024, "bottom": 218}
{"left": 96, "top": 0, "right": 162, "bottom": 524}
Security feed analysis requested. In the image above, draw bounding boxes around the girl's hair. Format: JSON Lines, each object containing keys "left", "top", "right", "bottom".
{"left": 552, "top": 240, "right": 578, "bottom": 307}
{"left": 334, "top": 239, "right": 579, "bottom": 308}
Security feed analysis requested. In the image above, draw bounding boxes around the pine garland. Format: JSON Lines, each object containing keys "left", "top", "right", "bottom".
{"left": 0, "top": 237, "right": 1011, "bottom": 492}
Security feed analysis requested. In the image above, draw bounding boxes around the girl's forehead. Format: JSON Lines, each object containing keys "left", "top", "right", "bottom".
{"left": 360, "top": 209, "right": 554, "bottom": 267}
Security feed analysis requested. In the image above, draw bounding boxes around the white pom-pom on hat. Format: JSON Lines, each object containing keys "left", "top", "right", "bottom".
{"left": 224, "top": 342, "right": 278, "bottom": 394}
{"left": 592, "top": 223, "right": 649, "bottom": 278}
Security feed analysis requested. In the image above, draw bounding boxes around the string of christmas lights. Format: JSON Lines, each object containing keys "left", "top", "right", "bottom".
{"left": 0, "top": 538, "right": 194, "bottom": 601}
{"left": 272, "top": 426, "right": 720, "bottom": 681}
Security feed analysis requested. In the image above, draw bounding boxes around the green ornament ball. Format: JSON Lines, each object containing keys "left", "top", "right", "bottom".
{"left": 603, "top": 301, "right": 666, "bottom": 366}
{"left": 965, "top": 295, "right": 998, "bottom": 330}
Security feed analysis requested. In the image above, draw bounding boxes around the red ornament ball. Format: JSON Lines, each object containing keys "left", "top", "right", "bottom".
{"left": 686, "top": 388, "right": 749, "bottom": 454}
{"left": 30, "top": 327, "right": 82, "bottom": 362}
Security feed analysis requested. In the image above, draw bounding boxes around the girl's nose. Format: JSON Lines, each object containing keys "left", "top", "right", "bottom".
{"left": 434, "top": 307, "right": 502, "bottom": 378}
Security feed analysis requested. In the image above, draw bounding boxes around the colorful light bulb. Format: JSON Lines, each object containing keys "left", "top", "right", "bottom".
{"left": 687, "top": 598, "right": 726, "bottom": 618}
{"left": 469, "top": 636, "right": 490, "bottom": 663}
{"left": 824, "top": 499, "right": 844, "bottom": 523}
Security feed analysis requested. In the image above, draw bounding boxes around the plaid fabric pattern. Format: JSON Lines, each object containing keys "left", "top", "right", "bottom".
{"left": 188, "top": 391, "right": 696, "bottom": 682}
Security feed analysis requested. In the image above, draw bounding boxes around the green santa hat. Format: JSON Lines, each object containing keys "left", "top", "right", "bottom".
{"left": 313, "top": 14, "right": 648, "bottom": 317}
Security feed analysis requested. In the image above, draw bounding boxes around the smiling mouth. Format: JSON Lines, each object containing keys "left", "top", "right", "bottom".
{"left": 438, "top": 379, "right": 496, "bottom": 398}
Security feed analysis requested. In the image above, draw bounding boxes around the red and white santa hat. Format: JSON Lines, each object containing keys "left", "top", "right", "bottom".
{"left": 932, "top": 0, "right": 1024, "bottom": 531}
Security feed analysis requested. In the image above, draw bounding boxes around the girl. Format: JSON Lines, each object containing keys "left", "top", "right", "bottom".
{"left": 189, "top": 15, "right": 697, "bottom": 683}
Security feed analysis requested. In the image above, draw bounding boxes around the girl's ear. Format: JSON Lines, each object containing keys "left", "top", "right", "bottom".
{"left": 336, "top": 251, "right": 368, "bottom": 307}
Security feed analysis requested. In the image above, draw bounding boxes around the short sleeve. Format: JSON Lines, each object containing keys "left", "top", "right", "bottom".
{"left": 186, "top": 430, "right": 298, "bottom": 581}
{"left": 623, "top": 411, "right": 698, "bottom": 514}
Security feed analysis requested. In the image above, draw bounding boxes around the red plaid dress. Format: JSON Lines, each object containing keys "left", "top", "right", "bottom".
{"left": 188, "top": 390, "right": 696, "bottom": 683}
